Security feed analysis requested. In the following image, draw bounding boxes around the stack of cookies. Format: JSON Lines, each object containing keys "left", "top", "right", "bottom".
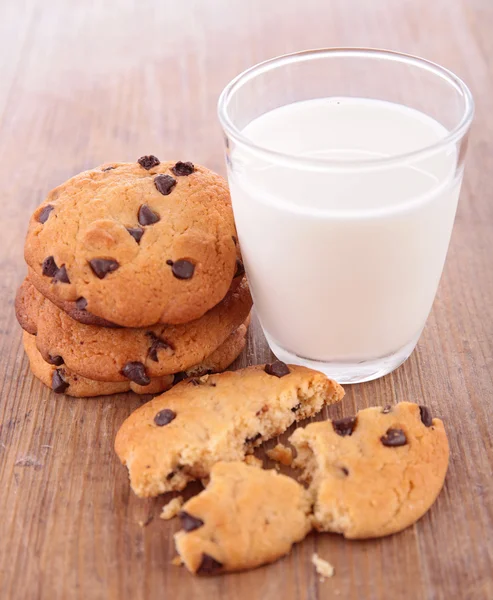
{"left": 16, "top": 156, "right": 252, "bottom": 397}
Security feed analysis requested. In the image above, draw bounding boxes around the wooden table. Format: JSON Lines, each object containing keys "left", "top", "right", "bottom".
{"left": 1, "top": 1, "right": 492, "bottom": 598}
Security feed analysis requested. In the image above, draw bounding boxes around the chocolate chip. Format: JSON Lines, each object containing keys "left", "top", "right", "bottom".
{"left": 52, "top": 369, "right": 69, "bottom": 394}
{"left": 53, "top": 265, "right": 70, "bottom": 284}
{"left": 154, "top": 408, "right": 176, "bottom": 426}
{"left": 245, "top": 433, "right": 261, "bottom": 445}
{"left": 166, "top": 259, "right": 173, "bottom": 265}
{"left": 291, "top": 403, "right": 301, "bottom": 412}
{"left": 197, "top": 554, "right": 223, "bottom": 575}
{"left": 341, "top": 467, "right": 349, "bottom": 476}
{"left": 126, "top": 226, "right": 144, "bottom": 243}
{"left": 179, "top": 511, "right": 204, "bottom": 532}
{"left": 332, "top": 416, "right": 357, "bottom": 437}
{"left": 89, "top": 258, "right": 119, "bottom": 279}
{"left": 42, "top": 256, "right": 58, "bottom": 277}
{"left": 75, "top": 297, "right": 87, "bottom": 310}
{"left": 102, "top": 166, "right": 116, "bottom": 171}
{"left": 146, "top": 332, "right": 173, "bottom": 362}
{"left": 121, "top": 362, "right": 150, "bottom": 386}
{"left": 138, "top": 155, "right": 160, "bottom": 170}
{"left": 171, "top": 259, "right": 195, "bottom": 280}
{"left": 382, "top": 405, "right": 392, "bottom": 414}
{"left": 264, "top": 361, "right": 290, "bottom": 378}
{"left": 234, "top": 258, "right": 245, "bottom": 278}
{"left": 154, "top": 174, "right": 177, "bottom": 195}
{"left": 381, "top": 428, "right": 407, "bottom": 447}
{"left": 38, "top": 205, "right": 54, "bottom": 224}
{"left": 171, "top": 161, "right": 195, "bottom": 176}
{"left": 47, "top": 354, "right": 64, "bottom": 366}
{"left": 138, "top": 204, "right": 160, "bottom": 226}
{"left": 419, "top": 405, "right": 433, "bottom": 427}
{"left": 173, "top": 371, "right": 187, "bottom": 385}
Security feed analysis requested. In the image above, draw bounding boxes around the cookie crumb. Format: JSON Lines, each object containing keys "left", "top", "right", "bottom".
{"left": 244, "top": 455, "right": 263, "bottom": 468}
{"left": 312, "top": 553, "right": 335, "bottom": 579}
{"left": 160, "top": 497, "right": 184, "bottom": 520}
{"left": 171, "top": 555, "right": 184, "bottom": 567}
{"left": 138, "top": 514, "right": 154, "bottom": 527}
{"left": 266, "top": 443, "right": 293, "bottom": 466}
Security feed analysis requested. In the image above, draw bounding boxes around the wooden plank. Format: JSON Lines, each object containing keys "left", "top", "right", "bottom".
{"left": 0, "top": 0, "right": 492, "bottom": 598}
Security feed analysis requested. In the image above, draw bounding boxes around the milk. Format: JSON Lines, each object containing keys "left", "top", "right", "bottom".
{"left": 227, "top": 98, "right": 462, "bottom": 377}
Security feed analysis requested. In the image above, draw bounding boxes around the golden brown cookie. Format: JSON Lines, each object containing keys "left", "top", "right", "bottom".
{"left": 290, "top": 402, "right": 449, "bottom": 539}
{"left": 114, "top": 363, "right": 344, "bottom": 497}
{"left": 174, "top": 462, "right": 312, "bottom": 575}
{"left": 22, "top": 322, "right": 248, "bottom": 397}
{"left": 24, "top": 159, "right": 239, "bottom": 327}
{"left": 15, "top": 278, "right": 252, "bottom": 383}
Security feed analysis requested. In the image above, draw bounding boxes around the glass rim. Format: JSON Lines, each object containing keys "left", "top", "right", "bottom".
{"left": 217, "top": 47, "right": 474, "bottom": 170}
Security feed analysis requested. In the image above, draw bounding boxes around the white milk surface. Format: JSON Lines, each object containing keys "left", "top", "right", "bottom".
{"left": 228, "top": 98, "right": 461, "bottom": 362}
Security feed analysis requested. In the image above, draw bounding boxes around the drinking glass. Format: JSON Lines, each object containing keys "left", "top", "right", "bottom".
{"left": 218, "top": 49, "right": 474, "bottom": 383}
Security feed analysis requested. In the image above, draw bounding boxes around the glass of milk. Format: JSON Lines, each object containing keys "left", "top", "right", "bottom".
{"left": 218, "top": 49, "right": 473, "bottom": 383}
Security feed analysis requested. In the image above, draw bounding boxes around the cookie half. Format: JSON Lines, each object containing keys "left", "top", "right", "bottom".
{"left": 115, "top": 363, "right": 344, "bottom": 497}
{"left": 22, "top": 322, "right": 248, "bottom": 397}
{"left": 15, "top": 277, "right": 252, "bottom": 383}
{"left": 290, "top": 402, "right": 449, "bottom": 539}
{"left": 174, "top": 462, "right": 312, "bottom": 575}
{"left": 25, "top": 160, "right": 238, "bottom": 327}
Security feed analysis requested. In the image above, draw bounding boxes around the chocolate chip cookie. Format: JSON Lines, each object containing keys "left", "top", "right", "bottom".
{"left": 22, "top": 322, "right": 248, "bottom": 397}
{"left": 114, "top": 364, "right": 344, "bottom": 497}
{"left": 24, "top": 159, "right": 238, "bottom": 327}
{"left": 15, "top": 277, "right": 252, "bottom": 383}
{"left": 174, "top": 462, "right": 312, "bottom": 575}
{"left": 290, "top": 402, "right": 449, "bottom": 538}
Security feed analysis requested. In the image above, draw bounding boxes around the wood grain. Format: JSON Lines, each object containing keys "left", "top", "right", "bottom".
{"left": 0, "top": 0, "right": 492, "bottom": 598}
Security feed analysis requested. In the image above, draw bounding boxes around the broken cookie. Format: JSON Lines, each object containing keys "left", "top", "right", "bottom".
{"left": 115, "top": 364, "right": 344, "bottom": 497}
{"left": 290, "top": 402, "right": 449, "bottom": 538}
{"left": 174, "top": 462, "right": 312, "bottom": 574}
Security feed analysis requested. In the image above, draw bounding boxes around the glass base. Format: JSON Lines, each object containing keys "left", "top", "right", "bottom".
{"left": 263, "top": 332, "right": 421, "bottom": 384}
